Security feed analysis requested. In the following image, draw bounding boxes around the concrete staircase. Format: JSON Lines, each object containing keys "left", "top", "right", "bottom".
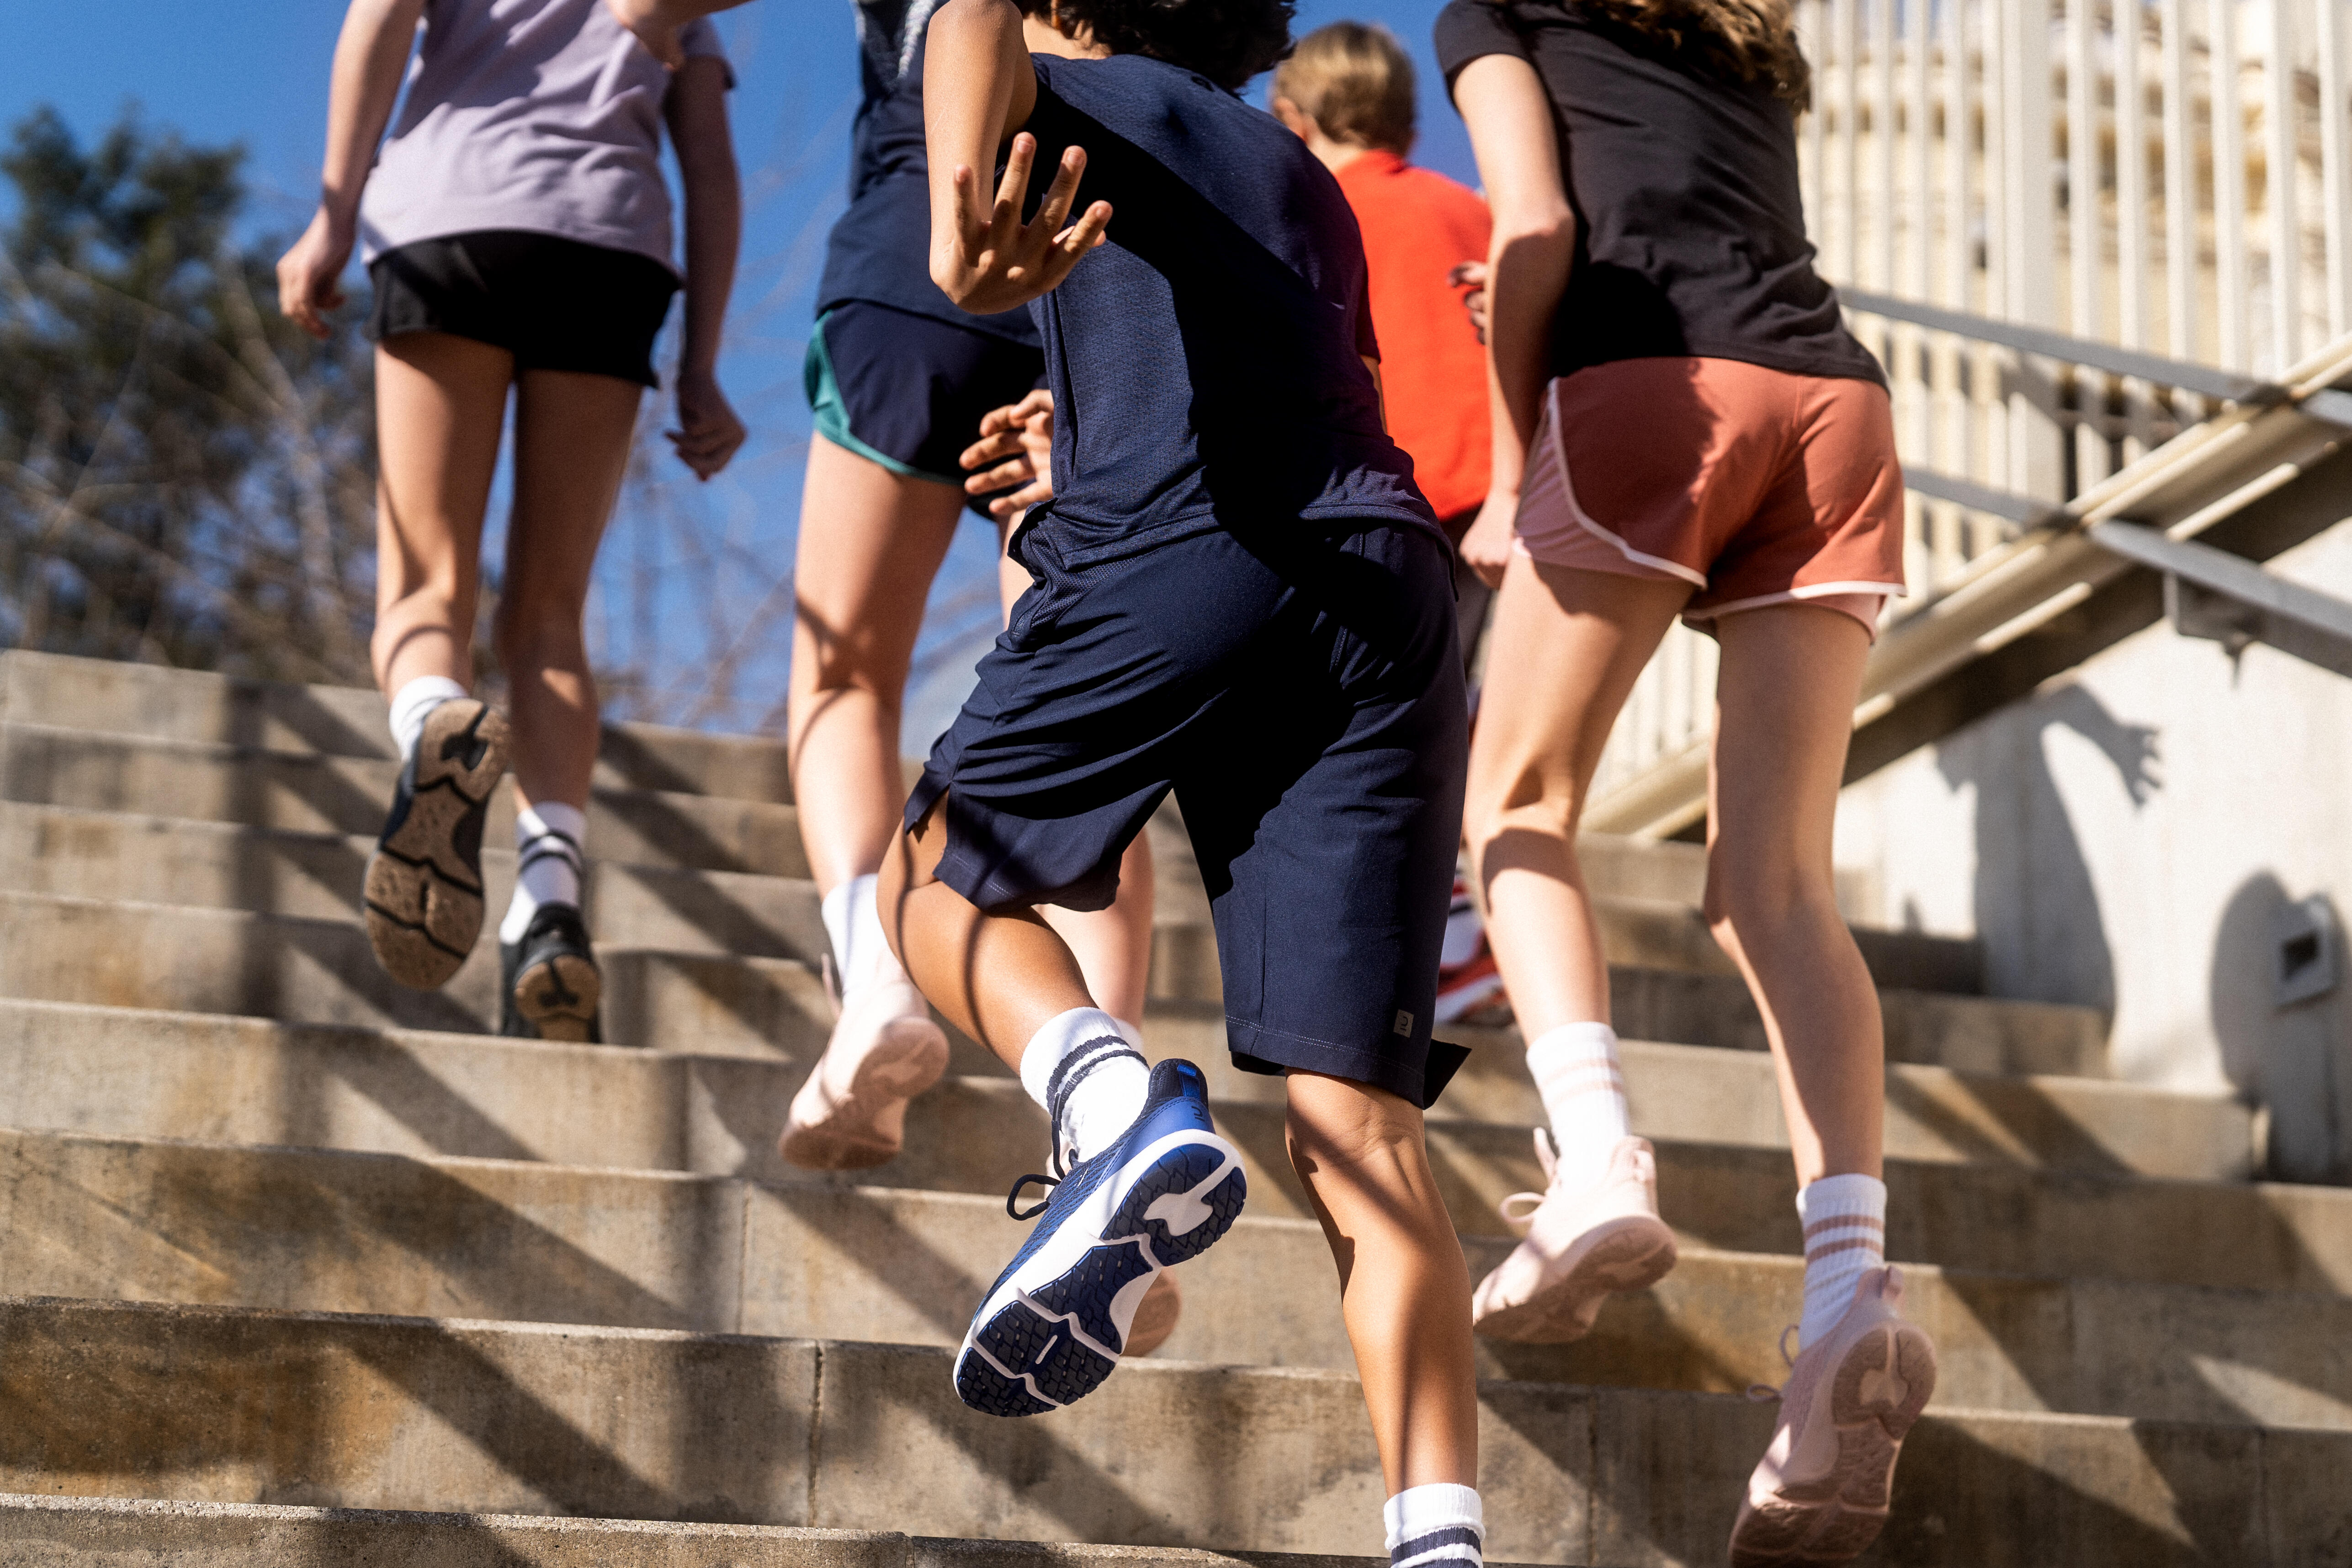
{"left": 0, "top": 648, "right": 2340, "bottom": 1566}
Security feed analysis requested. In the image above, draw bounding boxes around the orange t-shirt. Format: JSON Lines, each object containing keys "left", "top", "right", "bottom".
{"left": 1333, "top": 149, "right": 1493, "bottom": 530}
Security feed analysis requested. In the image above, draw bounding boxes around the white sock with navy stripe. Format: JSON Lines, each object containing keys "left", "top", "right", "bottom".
{"left": 1018, "top": 1007, "right": 1148, "bottom": 1169}
{"left": 1385, "top": 1483, "right": 1483, "bottom": 1568}
{"left": 499, "top": 801, "right": 586, "bottom": 944}
{"left": 1524, "top": 1021, "right": 1631, "bottom": 1191}
{"left": 1796, "top": 1173, "right": 1887, "bottom": 1350}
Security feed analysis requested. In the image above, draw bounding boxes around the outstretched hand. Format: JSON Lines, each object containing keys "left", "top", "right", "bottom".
{"left": 960, "top": 388, "right": 1055, "bottom": 520}
{"left": 932, "top": 133, "right": 1111, "bottom": 316}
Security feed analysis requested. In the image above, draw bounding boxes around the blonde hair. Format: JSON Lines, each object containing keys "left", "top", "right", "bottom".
{"left": 1271, "top": 21, "right": 1416, "bottom": 154}
{"left": 1575, "top": 0, "right": 1813, "bottom": 111}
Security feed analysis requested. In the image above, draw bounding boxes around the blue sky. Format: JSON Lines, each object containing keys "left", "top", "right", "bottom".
{"left": 0, "top": 0, "right": 1481, "bottom": 741}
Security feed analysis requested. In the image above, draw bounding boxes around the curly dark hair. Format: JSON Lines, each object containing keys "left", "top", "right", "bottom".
{"left": 1019, "top": 0, "right": 1296, "bottom": 91}
{"left": 1566, "top": 0, "right": 1811, "bottom": 110}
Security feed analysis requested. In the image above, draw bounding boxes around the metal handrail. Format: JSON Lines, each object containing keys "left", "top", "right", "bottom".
{"left": 1837, "top": 288, "right": 2271, "bottom": 405}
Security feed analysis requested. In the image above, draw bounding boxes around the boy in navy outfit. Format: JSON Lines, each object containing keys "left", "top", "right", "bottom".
{"left": 874, "top": 0, "right": 1488, "bottom": 1561}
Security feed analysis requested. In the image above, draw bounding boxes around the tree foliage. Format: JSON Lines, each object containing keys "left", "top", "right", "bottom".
{"left": 0, "top": 106, "right": 377, "bottom": 683}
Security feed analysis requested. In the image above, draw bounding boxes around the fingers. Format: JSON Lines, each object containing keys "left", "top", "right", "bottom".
{"left": 986, "top": 476, "right": 1052, "bottom": 521}
{"left": 1030, "top": 145, "right": 1087, "bottom": 236}
{"left": 964, "top": 456, "right": 1034, "bottom": 494}
{"left": 960, "top": 427, "right": 1028, "bottom": 473}
{"left": 950, "top": 165, "right": 991, "bottom": 260}
{"left": 1008, "top": 387, "right": 1054, "bottom": 423}
{"left": 993, "top": 134, "right": 1037, "bottom": 230}
{"left": 1037, "top": 199, "right": 1112, "bottom": 290}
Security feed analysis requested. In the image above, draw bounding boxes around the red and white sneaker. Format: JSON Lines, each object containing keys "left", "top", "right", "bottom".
{"left": 777, "top": 977, "right": 949, "bottom": 1170}
{"left": 1470, "top": 1130, "right": 1678, "bottom": 1341}
{"left": 1728, "top": 1265, "right": 1939, "bottom": 1566}
{"left": 1435, "top": 877, "right": 1511, "bottom": 1026}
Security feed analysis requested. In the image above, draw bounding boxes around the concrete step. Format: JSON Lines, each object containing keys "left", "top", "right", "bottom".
{"left": 1, "top": 721, "right": 813, "bottom": 879}
{"left": 0, "top": 1293, "right": 2331, "bottom": 1567}
{"left": 0, "top": 650, "right": 795, "bottom": 803}
{"left": 872, "top": 1077, "right": 2347, "bottom": 1291}
{"left": 4, "top": 1125, "right": 2340, "bottom": 1428}
{"left": 0, "top": 998, "right": 2245, "bottom": 1183}
{"left": 3, "top": 729, "right": 1985, "bottom": 998}
{"left": 0, "top": 891, "right": 2098, "bottom": 1072}
{"left": 0, "top": 1499, "right": 1464, "bottom": 1568}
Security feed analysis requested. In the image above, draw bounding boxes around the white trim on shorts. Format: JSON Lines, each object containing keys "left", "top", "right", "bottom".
{"left": 1690, "top": 579, "right": 1909, "bottom": 619}
{"left": 1530, "top": 381, "right": 1709, "bottom": 589}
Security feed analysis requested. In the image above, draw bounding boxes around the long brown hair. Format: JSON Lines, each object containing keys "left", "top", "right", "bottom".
{"left": 1570, "top": 0, "right": 1812, "bottom": 110}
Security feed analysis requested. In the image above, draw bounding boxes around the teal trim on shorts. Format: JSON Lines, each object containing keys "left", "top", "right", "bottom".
{"left": 803, "top": 309, "right": 964, "bottom": 486}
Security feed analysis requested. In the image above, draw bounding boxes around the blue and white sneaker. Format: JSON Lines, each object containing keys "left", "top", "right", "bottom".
{"left": 955, "top": 1056, "right": 1246, "bottom": 1416}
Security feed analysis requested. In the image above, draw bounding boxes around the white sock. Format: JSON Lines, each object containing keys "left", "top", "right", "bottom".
{"left": 1018, "top": 1006, "right": 1149, "bottom": 1169}
{"left": 1796, "top": 1173, "right": 1887, "bottom": 1350}
{"left": 500, "top": 801, "right": 587, "bottom": 943}
{"left": 1524, "top": 1021, "right": 1632, "bottom": 1191}
{"left": 1385, "top": 1483, "right": 1483, "bottom": 1568}
{"left": 388, "top": 675, "right": 468, "bottom": 760}
{"left": 821, "top": 872, "right": 911, "bottom": 998}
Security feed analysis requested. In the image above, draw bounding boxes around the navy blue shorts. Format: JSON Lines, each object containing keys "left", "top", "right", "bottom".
{"left": 805, "top": 300, "right": 1045, "bottom": 498}
{"left": 908, "top": 515, "right": 1472, "bottom": 1109}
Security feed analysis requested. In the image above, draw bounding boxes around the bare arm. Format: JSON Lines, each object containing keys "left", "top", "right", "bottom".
{"left": 665, "top": 53, "right": 745, "bottom": 478}
{"left": 275, "top": 0, "right": 425, "bottom": 337}
{"left": 603, "top": 0, "right": 749, "bottom": 67}
{"left": 1453, "top": 52, "right": 1576, "bottom": 585}
{"left": 925, "top": 0, "right": 1110, "bottom": 315}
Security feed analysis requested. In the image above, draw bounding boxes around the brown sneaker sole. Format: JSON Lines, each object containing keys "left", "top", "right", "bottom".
{"left": 513, "top": 950, "right": 602, "bottom": 1043}
{"left": 363, "top": 701, "right": 510, "bottom": 990}
{"left": 1473, "top": 1212, "right": 1678, "bottom": 1344}
{"left": 1122, "top": 1270, "right": 1183, "bottom": 1358}
{"left": 1729, "top": 1319, "right": 1940, "bottom": 1566}
{"left": 776, "top": 1016, "right": 950, "bottom": 1171}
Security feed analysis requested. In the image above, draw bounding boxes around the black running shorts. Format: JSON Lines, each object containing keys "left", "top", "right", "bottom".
{"left": 908, "top": 515, "right": 1471, "bottom": 1109}
{"left": 804, "top": 300, "right": 1047, "bottom": 493}
{"left": 366, "top": 230, "right": 679, "bottom": 388}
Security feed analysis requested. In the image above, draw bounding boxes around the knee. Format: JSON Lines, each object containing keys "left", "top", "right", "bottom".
{"left": 1285, "top": 1074, "right": 1424, "bottom": 1177}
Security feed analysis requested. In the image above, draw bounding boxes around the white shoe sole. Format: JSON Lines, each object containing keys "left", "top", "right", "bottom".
{"left": 1472, "top": 1212, "right": 1678, "bottom": 1343}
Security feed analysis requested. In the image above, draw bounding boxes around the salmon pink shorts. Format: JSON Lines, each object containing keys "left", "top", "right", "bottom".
{"left": 1513, "top": 357, "right": 1906, "bottom": 636}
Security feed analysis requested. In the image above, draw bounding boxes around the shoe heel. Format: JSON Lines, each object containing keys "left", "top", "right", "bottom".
{"left": 1110, "top": 1136, "right": 1246, "bottom": 1267}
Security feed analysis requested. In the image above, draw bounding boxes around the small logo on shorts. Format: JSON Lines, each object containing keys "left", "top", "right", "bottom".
{"left": 1393, "top": 1010, "right": 1414, "bottom": 1036}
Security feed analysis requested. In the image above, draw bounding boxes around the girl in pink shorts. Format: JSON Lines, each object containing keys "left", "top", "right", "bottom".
{"left": 1439, "top": 1, "right": 1934, "bottom": 1562}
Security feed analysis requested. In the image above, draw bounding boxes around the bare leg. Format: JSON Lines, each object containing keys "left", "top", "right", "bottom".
{"left": 788, "top": 437, "right": 968, "bottom": 896}
{"left": 1286, "top": 1071, "right": 1478, "bottom": 1494}
{"left": 1462, "top": 557, "right": 1689, "bottom": 1034}
{"left": 879, "top": 789, "right": 1094, "bottom": 1069}
{"left": 1705, "top": 606, "right": 1884, "bottom": 1185}
{"left": 499, "top": 368, "right": 644, "bottom": 815}
{"left": 370, "top": 335, "right": 513, "bottom": 696}
{"left": 996, "top": 517, "right": 1156, "bottom": 1024}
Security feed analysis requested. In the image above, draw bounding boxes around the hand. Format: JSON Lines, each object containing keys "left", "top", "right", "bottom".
{"left": 1449, "top": 259, "right": 1490, "bottom": 345}
{"left": 960, "top": 388, "right": 1055, "bottom": 519}
{"left": 1460, "top": 489, "right": 1519, "bottom": 588}
{"left": 605, "top": 0, "right": 686, "bottom": 66}
{"left": 669, "top": 367, "right": 746, "bottom": 480}
{"left": 933, "top": 133, "right": 1112, "bottom": 315}
{"left": 276, "top": 207, "right": 356, "bottom": 340}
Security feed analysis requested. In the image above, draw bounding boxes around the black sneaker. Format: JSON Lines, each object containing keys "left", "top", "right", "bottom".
{"left": 499, "top": 901, "right": 603, "bottom": 1042}
{"left": 363, "top": 700, "right": 510, "bottom": 989}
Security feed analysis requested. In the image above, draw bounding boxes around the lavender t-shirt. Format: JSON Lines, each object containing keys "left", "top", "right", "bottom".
{"left": 359, "top": 0, "right": 729, "bottom": 276}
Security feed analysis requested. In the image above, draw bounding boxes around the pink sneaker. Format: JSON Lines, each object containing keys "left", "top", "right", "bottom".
{"left": 1729, "top": 1265, "right": 1939, "bottom": 1566}
{"left": 777, "top": 978, "right": 949, "bottom": 1170}
{"left": 1470, "top": 1130, "right": 1678, "bottom": 1342}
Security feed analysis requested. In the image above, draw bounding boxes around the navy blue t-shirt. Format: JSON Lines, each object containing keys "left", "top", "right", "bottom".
{"left": 1017, "top": 53, "right": 1440, "bottom": 542}
{"left": 815, "top": 2, "right": 1038, "bottom": 344}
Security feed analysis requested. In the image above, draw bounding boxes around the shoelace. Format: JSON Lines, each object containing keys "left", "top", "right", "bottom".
{"left": 1745, "top": 1323, "right": 1801, "bottom": 1402}
{"left": 1005, "top": 1171, "right": 1058, "bottom": 1222}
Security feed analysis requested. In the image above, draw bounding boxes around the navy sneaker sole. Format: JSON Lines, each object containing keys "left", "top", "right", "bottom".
{"left": 954, "top": 1127, "right": 1246, "bottom": 1416}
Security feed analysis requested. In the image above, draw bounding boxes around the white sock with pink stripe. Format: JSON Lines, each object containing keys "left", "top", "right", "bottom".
{"left": 1796, "top": 1173, "right": 1887, "bottom": 1349}
{"left": 1524, "top": 1021, "right": 1631, "bottom": 1191}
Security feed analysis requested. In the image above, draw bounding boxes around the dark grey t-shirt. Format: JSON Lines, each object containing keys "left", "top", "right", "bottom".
{"left": 1433, "top": 0, "right": 1883, "bottom": 386}
{"left": 360, "top": 0, "right": 729, "bottom": 275}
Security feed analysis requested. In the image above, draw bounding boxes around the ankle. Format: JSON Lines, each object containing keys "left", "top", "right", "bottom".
{"left": 1018, "top": 1007, "right": 1147, "bottom": 1167}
